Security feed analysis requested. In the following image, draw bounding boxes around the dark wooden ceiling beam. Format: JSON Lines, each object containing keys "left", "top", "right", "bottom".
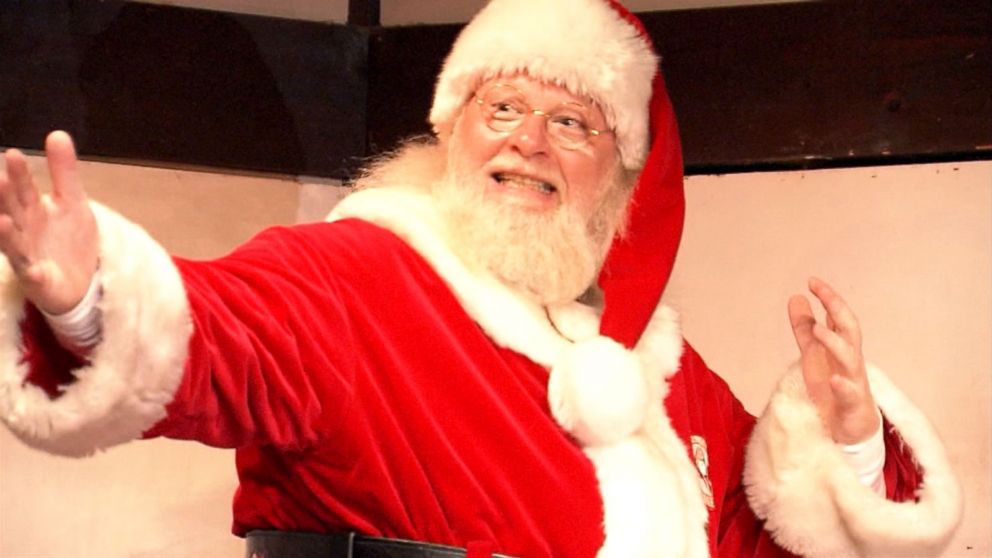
{"left": 348, "top": 0, "right": 380, "bottom": 27}
{"left": 0, "top": 0, "right": 988, "bottom": 179}
{"left": 366, "top": 0, "right": 992, "bottom": 174}
{"left": 0, "top": 1, "right": 368, "bottom": 178}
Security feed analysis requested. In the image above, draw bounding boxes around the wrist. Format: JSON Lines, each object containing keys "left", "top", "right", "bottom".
{"left": 40, "top": 268, "right": 103, "bottom": 354}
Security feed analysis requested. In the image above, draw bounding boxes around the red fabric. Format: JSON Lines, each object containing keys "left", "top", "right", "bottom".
{"left": 20, "top": 303, "right": 86, "bottom": 399}
{"left": 466, "top": 540, "right": 494, "bottom": 558}
{"left": 18, "top": 220, "right": 925, "bottom": 557}
{"left": 595, "top": 1, "right": 685, "bottom": 350}
{"left": 882, "top": 416, "right": 924, "bottom": 502}
{"left": 597, "top": 0, "right": 684, "bottom": 350}
{"left": 598, "top": 70, "right": 685, "bottom": 349}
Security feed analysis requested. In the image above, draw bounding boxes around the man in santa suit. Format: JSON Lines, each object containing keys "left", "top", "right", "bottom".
{"left": 0, "top": 0, "right": 962, "bottom": 556}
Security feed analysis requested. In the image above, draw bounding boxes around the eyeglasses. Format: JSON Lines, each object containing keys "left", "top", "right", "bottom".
{"left": 473, "top": 83, "right": 611, "bottom": 150}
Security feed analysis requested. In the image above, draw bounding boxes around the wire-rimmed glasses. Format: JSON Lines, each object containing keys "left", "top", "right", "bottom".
{"left": 473, "top": 83, "right": 610, "bottom": 150}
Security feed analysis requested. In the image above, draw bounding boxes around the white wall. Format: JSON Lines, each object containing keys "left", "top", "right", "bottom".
{"left": 668, "top": 162, "right": 991, "bottom": 557}
{"left": 1, "top": 158, "right": 986, "bottom": 557}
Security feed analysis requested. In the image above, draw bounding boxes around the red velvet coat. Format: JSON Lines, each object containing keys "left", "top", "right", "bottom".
{"left": 2, "top": 194, "right": 961, "bottom": 557}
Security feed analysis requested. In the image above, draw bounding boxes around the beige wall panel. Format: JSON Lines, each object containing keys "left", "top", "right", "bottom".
{"left": 666, "top": 161, "right": 991, "bottom": 556}
{"left": 381, "top": 0, "right": 806, "bottom": 25}
{"left": 132, "top": 0, "right": 799, "bottom": 25}
{"left": 132, "top": 0, "right": 349, "bottom": 22}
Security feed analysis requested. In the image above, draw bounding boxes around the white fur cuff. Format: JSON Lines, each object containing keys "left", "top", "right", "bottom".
{"left": 0, "top": 202, "right": 191, "bottom": 457}
{"left": 744, "top": 364, "right": 962, "bottom": 557}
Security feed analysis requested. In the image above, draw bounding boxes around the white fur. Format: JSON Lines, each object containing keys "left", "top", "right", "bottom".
{"left": 0, "top": 203, "right": 191, "bottom": 457}
{"left": 549, "top": 336, "right": 648, "bottom": 447}
{"left": 331, "top": 188, "right": 571, "bottom": 367}
{"left": 430, "top": 0, "right": 658, "bottom": 170}
{"left": 547, "top": 301, "right": 602, "bottom": 342}
{"left": 587, "top": 305, "right": 709, "bottom": 558}
{"left": 744, "top": 364, "right": 963, "bottom": 557}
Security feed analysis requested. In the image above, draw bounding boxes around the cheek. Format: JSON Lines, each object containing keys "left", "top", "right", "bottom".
{"left": 563, "top": 156, "right": 614, "bottom": 214}
{"left": 451, "top": 115, "right": 501, "bottom": 170}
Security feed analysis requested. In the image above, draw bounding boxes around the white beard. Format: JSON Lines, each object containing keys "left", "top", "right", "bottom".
{"left": 356, "top": 139, "right": 630, "bottom": 305}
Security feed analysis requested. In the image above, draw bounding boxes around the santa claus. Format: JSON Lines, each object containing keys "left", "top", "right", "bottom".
{"left": 0, "top": 0, "right": 962, "bottom": 556}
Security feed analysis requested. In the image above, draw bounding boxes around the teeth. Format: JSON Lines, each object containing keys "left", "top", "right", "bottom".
{"left": 494, "top": 173, "right": 556, "bottom": 193}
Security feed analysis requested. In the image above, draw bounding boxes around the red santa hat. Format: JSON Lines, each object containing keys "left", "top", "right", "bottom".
{"left": 430, "top": 0, "right": 686, "bottom": 348}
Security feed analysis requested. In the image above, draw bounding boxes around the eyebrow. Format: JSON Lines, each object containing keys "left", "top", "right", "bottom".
{"left": 559, "top": 100, "right": 591, "bottom": 111}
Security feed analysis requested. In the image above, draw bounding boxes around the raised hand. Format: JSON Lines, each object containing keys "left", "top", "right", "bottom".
{"left": 788, "top": 277, "right": 881, "bottom": 444}
{"left": 0, "top": 131, "right": 98, "bottom": 315}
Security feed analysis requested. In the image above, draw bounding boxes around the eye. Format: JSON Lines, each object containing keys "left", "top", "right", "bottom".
{"left": 549, "top": 113, "right": 590, "bottom": 138}
{"left": 489, "top": 98, "right": 526, "bottom": 121}
{"left": 550, "top": 115, "right": 587, "bottom": 130}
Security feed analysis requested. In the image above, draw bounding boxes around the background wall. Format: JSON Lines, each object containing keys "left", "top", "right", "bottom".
{"left": 129, "top": 0, "right": 806, "bottom": 23}
{"left": 0, "top": 1, "right": 987, "bottom": 556}
{"left": 0, "top": 156, "right": 986, "bottom": 557}
{"left": 669, "top": 161, "right": 991, "bottom": 558}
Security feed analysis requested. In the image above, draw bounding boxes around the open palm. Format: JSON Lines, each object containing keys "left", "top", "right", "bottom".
{"left": 0, "top": 131, "right": 98, "bottom": 315}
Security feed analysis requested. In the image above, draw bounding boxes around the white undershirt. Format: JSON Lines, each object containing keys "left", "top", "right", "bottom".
{"left": 41, "top": 272, "right": 887, "bottom": 495}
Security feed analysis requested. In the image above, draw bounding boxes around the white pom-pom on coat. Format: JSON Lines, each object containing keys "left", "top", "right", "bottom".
{"left": 548, "top": 336, "right": 649, "bottom": 447}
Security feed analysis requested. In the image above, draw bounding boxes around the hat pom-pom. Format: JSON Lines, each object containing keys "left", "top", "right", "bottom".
{"left": 548, "top": 337, "right": 648, "bottom": 447}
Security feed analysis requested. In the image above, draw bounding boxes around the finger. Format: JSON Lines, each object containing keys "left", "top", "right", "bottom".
{"left": 812, "top": 322, "right": 860, "bottom": 374}
{"left": 787, "top": 294, "right": 816, "bottom": 350}
{"left": 809, "top": 277, "right": 861, "bottom": 347}
{"left": 1, "top": 150, "right": 30, "bottom": 225}
{"left": 45, "top": 131, "right": 83, "bottom": 202}
{"left": 8, "top": 148, "right": 40, "bottom": 209}
{"left": 0, "top": 215, "right": 33, "bottom": 272}
{"left": 790, "top": 295, "right": 836, "bottom": 406}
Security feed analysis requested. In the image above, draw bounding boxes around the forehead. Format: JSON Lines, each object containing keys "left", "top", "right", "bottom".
{"left": 477, "top": 74, "right": 606, "bottom": 117}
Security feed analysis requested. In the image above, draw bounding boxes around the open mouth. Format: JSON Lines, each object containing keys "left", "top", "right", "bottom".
{"left": 492, "top": 172, "right": 557, "bottom": 195}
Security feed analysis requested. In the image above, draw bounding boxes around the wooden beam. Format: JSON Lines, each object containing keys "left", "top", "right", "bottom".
{"left": 348, "top": 0, "right": 380, "bottom": 27}
{"left": 0, "top": 0, "right": 988, "bottom": 178}
{"left": 0, "top": 1, "right": 368, "bottom": 179}
{"left": 367, "top": 0, "right": 991, "bottom": 174}
{"left": 642, "top": 0, "right": 992, "bottom": 173}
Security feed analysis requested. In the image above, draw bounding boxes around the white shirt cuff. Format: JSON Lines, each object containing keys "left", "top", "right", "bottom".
{"left": 839, "top": 407, "right": 886, "bottom": 495}
{"left": 39, "top": 269, "right": 103, "bottom": 354}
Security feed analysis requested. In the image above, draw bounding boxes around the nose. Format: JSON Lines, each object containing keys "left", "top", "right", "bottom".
{"left": 506, "top": 113, "right": 551, "bottom": 158}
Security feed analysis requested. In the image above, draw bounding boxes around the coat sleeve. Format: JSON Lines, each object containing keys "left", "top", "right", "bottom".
{"left": 741, "top": 364, "right": 963, "bottom": 557}
{"left": 0, "top": 202, "right": 364, "bottom": 456}
{"left": 672, "top": 343, "right": 961, "bottom": 558}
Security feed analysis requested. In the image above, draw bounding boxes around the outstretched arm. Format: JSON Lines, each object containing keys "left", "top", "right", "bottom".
{"left": 0, "top": 131, "right": 98, "bottom": 315}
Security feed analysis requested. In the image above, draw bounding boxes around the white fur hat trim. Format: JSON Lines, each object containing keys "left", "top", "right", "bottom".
{"left": 429, "top": 0, "right": 658, "bottom": 170}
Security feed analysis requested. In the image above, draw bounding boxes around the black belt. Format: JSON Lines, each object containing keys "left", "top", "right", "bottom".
{"left": 245, "top": 531, "right": 517, "bottom": 558}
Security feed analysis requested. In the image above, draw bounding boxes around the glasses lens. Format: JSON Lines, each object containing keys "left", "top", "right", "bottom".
{"left": 481, "top": 86, "right": 527, "bottom": 132}
{"left": 546, "top": 107, "right": 592, "bottom": 148}
{"left": 476, "top": 84, "right": 598, "bottom": 149}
